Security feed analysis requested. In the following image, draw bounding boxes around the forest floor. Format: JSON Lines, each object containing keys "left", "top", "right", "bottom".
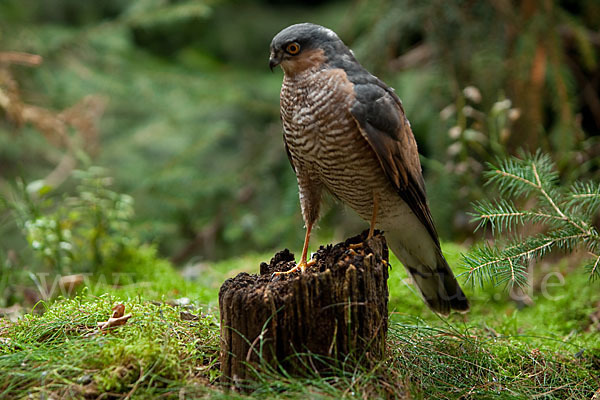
{"left": 0, "top": 243, "right": 599, "bottom": 399}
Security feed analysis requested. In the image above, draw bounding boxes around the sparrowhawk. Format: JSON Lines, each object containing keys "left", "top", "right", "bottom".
{"left": 269, "top": 23, "right": 469, "bottom": 315}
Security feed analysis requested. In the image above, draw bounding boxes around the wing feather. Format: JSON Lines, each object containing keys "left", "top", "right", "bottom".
{"left": 349, "top": 80, "right": 440, "bottom": 245}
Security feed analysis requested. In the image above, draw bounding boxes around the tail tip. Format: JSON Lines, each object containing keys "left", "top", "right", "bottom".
{"left": 450, "top": 297, "right": 470, "bottom": 314}
{"left": 426, "top": 294, "right": 470, "bottom": 316}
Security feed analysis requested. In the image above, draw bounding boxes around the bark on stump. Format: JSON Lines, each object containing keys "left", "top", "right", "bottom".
{"left": 219, "top": 230, "right": 389, "bottom": 384}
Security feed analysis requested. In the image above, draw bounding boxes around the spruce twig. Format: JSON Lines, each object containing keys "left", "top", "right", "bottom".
{"left": 463, "top": 151, "right": 600, "bottom": 287}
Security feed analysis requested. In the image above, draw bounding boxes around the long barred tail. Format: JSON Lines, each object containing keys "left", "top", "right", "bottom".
{"left": 404, "top": 251, "right": 470, "bottom": 316}
{"left": 387, "top": 231, "right": 470, "bottom": 315}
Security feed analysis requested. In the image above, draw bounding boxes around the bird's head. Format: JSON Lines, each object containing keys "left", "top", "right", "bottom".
{"left": 269, "top": 23, "right": 349, "bottom": 76}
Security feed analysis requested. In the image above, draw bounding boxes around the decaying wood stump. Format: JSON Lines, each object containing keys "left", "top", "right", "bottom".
{"left": 219, "top": 230, "right": 389, "bottom": 384}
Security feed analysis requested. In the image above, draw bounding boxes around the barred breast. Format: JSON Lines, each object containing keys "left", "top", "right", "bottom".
{"left": 280, "top": 67, "right": 412, "bottom": 227}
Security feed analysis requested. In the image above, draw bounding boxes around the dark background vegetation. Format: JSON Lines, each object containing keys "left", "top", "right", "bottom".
{"left": 1, "top": 0, "right": 599, "bottom": 299}
{"left": 1, "top": 2, "right": 600, "bottom": 398}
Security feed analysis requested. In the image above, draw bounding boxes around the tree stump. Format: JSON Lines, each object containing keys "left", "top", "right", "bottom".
{"left": 218, "top": 230, "right": 389, "bottom": 384}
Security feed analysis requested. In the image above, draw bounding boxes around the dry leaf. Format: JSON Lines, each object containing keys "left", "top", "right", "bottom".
{"left": 97, "top": 303, "right": 132, "bottom": 330}
{"left": 111, "top": 303, "right": 125, "bottom": 318}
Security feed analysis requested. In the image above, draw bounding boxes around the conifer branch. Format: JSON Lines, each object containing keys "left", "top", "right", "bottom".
{"left": 532, "top": 161, "right": 589, "bottom": 234}
{"left": 467, "top": 233, "right": 586, "bottom": 276}
{"left": 588, "top": 252, "right": 600, "bottom": 281}
{"left": 477, "top": 211, "right": 568, "bottom": 224}
{"left": 493, "top": 169, "right": 537, "bottom": 189}
{"left": 532, "top": 162, "right": 563, "bottom": 217}
{"left": 463, "top": 152, "right": 600, "bottom": 287}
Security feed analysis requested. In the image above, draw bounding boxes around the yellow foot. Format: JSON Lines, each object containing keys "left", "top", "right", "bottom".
{"left": 272, "top": 258, "right": 317, "bottom": 276}
{"left": 349, "top": 242, "right": 363, "bottom": 250}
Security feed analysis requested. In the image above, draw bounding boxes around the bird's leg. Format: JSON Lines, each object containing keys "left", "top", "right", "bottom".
{"left": 273, "top": 222, "right": 316, "bottom": 275}
{"left": 298, "top": 222, "right": 316, "bottom": 269}
{"left": 350, "top": 191, "right": 379, "bottom": 250}
{"left": 367, "top": 191, "right": 379, "bottom": 240}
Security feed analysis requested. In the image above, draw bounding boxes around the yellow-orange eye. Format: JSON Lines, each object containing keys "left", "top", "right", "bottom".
{"left": 286, "top": 42, "right": 300, "bottom": 55}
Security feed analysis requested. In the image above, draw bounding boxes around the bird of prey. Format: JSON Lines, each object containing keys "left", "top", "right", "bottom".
{"left": 269, "top": 23, "right": 469, "bottom": 315}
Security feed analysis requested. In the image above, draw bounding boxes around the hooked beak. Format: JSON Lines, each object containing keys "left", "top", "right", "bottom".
{"left": 269, "top": 50, "right": 282, "bottom": 72}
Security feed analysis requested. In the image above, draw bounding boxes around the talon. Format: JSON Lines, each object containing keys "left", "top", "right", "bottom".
{"left": 272, "top": 264, "right": 304, "bottom": 276}
{"left": 272, "top": 258, "right": 317, "bottom": 276}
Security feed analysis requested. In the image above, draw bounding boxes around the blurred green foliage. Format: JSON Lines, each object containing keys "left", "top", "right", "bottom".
{"left": 0, "top": 3, "right": 599, "bottom": 395}
{"left": 8, "top": 167, "right": 135, "bottom": 275}
{"left": 0, "top": 0, "right": 307, "bottom": 263}
{"left": 465, "top": 151, "right": 600, "bottom": 287}
{"left": 341, "top": 0, "right": 600, "bottom": 237}
{"left": 1, "top": 0, "right": 599, "bottom": 274}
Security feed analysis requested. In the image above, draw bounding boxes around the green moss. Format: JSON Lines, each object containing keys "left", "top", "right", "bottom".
{"left": 0, "top": 243, "right": 598, "bottom": 398}
{"left": 0, "top": 295, "right": 220, "bottom": 398}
